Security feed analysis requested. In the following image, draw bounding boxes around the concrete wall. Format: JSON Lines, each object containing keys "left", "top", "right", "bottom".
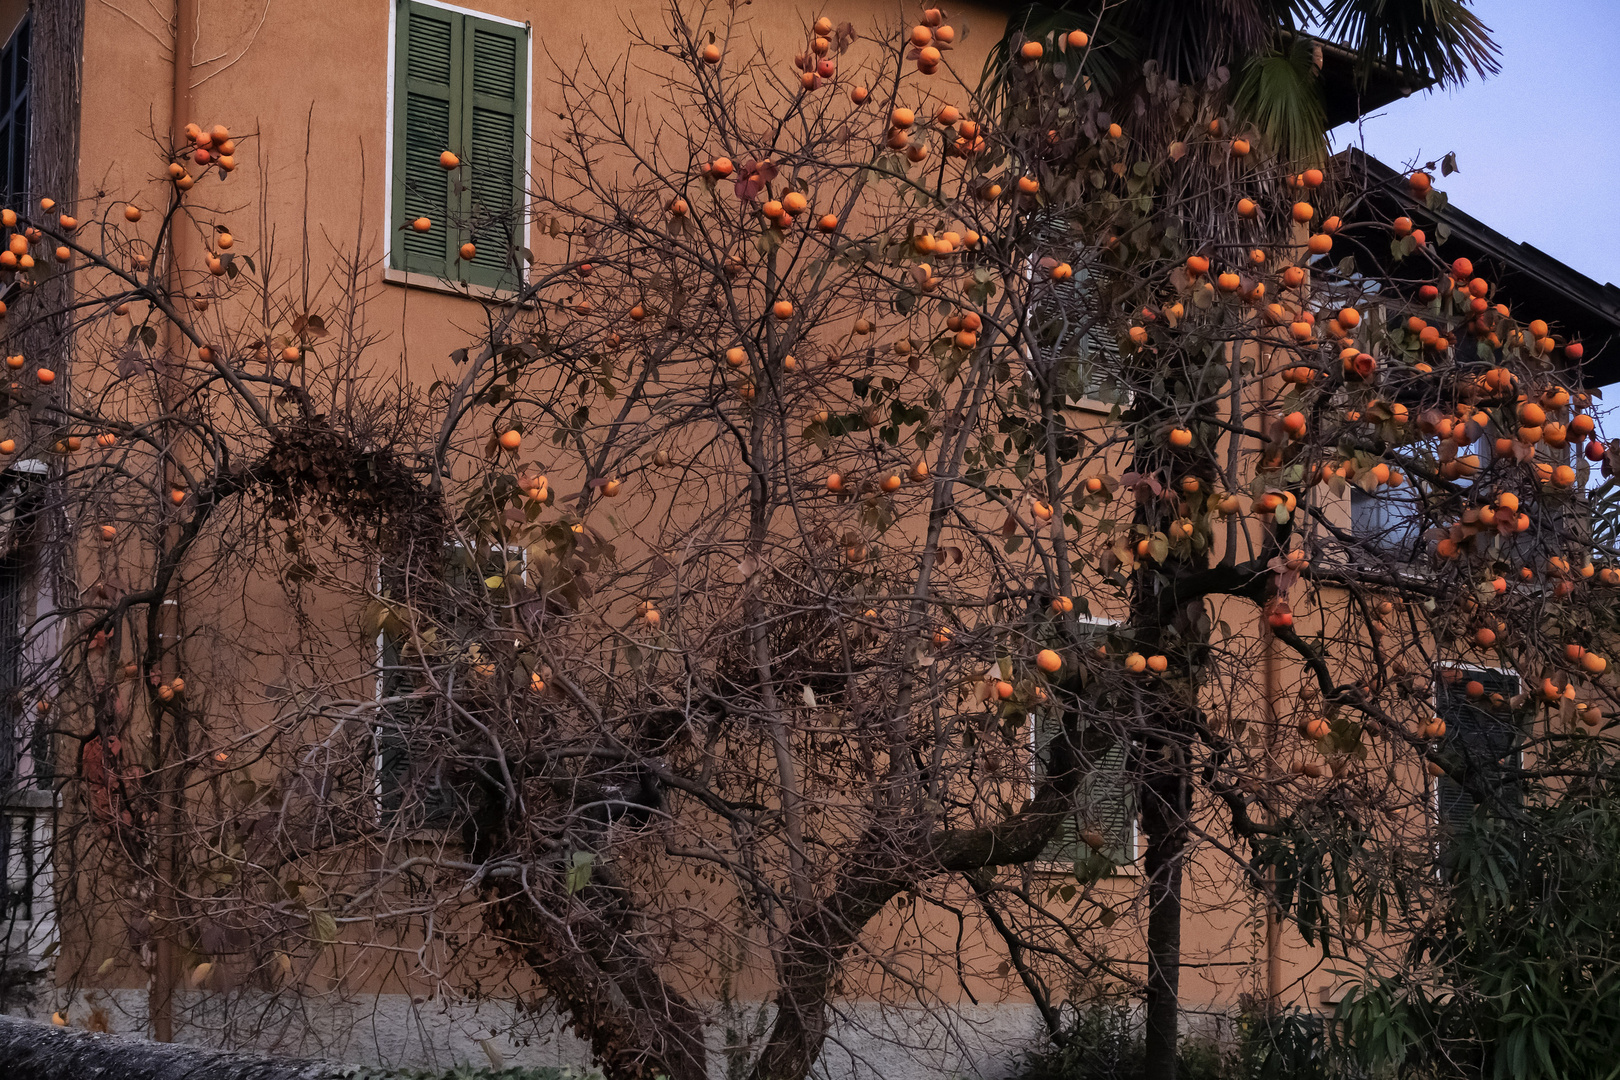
{"left": 21, "top": 0, "right": 1405, "bottom": 1069}
{"left": 21, "top": 989, "right": 1051, "bottom": 1079}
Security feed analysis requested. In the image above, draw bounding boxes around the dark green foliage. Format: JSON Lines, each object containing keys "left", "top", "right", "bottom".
{"left": 1014, "top": 1004, "right": 1333, "bottom": 1080}
{"left": 1230, "top": 1010, "right": 1333, "bottom": 1080}
{"left": 1336, "top": 755, "right": 1620, "bottom": 1079}
{"left": 1250, "top": 798, "right": 1410, "bottom": 955}
{"left": 1316, "top": 0, "right": 1501, "bottom": 87}
{"left": 1230, "top": 39, "right": 1325, "bottom": 169}
{"left": 987, "top": 0, "right": 1499, "bottom": 164}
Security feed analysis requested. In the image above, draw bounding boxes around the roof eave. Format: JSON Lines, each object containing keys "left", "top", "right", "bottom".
{"left": 1334, "top": 148, "right": 1620, "bottom": 387}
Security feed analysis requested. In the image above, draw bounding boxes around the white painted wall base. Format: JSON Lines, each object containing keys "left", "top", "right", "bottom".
{"left": 14, "top": 990, "right": 1052, "bottom": 1079}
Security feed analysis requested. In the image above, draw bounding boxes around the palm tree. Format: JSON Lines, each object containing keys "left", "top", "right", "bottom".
{"left": 989, "top": 0, "right": 1498, "bottom": 164}
{"left": 984, "top": 4, "right": 1499, "bottom": 1079}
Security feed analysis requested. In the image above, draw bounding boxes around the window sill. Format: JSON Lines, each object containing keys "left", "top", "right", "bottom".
{"left": 383, "top": 266, "right": 528, "bottom": 303}
{"left": 1067, "top": 397, "right": 1120, "bottom": 416}
{"left": 1033, "top": 858, "right": 1141, "bottom": 878}
{"left": 1, "top": 788, "right": 56, "bottom": 811}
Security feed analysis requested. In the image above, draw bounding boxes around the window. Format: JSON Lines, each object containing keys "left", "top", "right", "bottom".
{"left": 390, "top": 1, "right": 528, "bottom": 289}
{"left": 1, "top": 464, "right": 53, "bottom": 976}
{"left": 1027, "top": 264, "right": 1126, "bottom": 407}
{"left": 374, "top": 544, "right": 523, "bottom": 824}
{"left": 1433, "top": 666, "right": 1520, "bottom": 873}
{"left": 0, "top": 465, "right": 46, "bottom": 791}
{"left": 374, "top": 632, "right": 454, "bottom": 824}
{"left": 0, "top": 15, "right": 28, "bottom": 209}
{"left": 1031, "top": 620, "right": 1136, "bottom": 872}
{"left": 1350, "top": 485, "right": 1421, "bottom": 550}
{"left": 2, "top": 796, "right": 49, "bottom": 925}
{"left": 1035, "top": 716, "right": 1135, "bottom": 871}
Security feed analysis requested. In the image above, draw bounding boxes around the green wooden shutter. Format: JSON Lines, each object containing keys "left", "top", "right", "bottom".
{"left": 1036, "top": 708, "right": 1082, "bottom": 864}
{"left": 1035, "top": 715, "right": 1133, "bottom": 869}
{"left": 462, "top": 19, "right": 526, "bottom": 289}
{"left": 1082, "top": 742, "right": 1133, "bottom": 865}
{"left": 392, "top": 2, "right": 526, "bottom": 288}
{"left": 393, "top": 2, "right": 461, "bottom": 276}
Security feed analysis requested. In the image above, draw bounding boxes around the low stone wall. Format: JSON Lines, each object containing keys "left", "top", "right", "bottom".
{"left": 10, "top": 991, "right": 1047, "bottom": 1079}
{"left": 0, "top": 1012, "right": 344, "bottom": 1080}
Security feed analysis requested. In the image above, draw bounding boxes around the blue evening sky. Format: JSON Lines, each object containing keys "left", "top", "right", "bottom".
{"left": 1328, "top": 0, "right": 1619, "bottom": 289}
{"left": 1327, "top": 0, "right": 1620, "bottom": 408}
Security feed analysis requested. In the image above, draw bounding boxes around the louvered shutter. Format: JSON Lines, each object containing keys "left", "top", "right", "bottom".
{"left": 1035, "top": 719, "right": 1133, "bottom": 869}
{"left": 375, "top": 634, "right": 420, "bottom": 817}
{"left": 392, "top": 3, "right": 526, "bottom": 288}
{"left": 462, "top": 19, "right": 526, "bottom": 288}
{"left": 1434, "top": 668, "right": 1519, "bottom": 873}
{"left": 375, "top": 634, "right": 455, "bottom": 825}
{"left": 0, "top": 556, "right": 23, "bottom": 790}
{"left": 393, "top": 2, "right": 461, "bottom": 277}
{"left": 1033, "top": 711, "right": 1079, "bottom": 863}
{"left": 1084, "top": 741, "right": 1133, "bottom": 865}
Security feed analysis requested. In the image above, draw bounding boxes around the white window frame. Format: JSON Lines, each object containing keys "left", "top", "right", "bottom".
{"left": 381, "top": 0, "right": 535, "bottom": 298}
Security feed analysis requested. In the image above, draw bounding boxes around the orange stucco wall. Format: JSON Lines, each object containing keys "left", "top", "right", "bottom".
{"left": 44, "top": 0, "right": 1393, "bottom": 1041}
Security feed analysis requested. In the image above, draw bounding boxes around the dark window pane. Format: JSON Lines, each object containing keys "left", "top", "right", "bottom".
{"left": 0, "top": 18, "right": 28, "bottom": 208}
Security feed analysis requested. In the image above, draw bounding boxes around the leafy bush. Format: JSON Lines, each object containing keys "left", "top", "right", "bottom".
{"left": 1337, "top": 761, "right": 1620, "bottom": 1080}
{"left": 1015, "top": 1004, "right": 1334, "bottom": 1080}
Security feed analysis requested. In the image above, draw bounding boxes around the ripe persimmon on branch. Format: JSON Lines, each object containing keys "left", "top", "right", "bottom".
{"left": 3, "top": 5, "right": 1619, "bottom": 1080}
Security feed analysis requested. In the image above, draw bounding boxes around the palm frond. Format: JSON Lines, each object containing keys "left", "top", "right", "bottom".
{"left": 985, "top": 0, "right": 1321, "bottom": 97}
{"left": 1317, "top": 0, "right": 1501, "bottom": 87}
{"left": 1231, "top": 37, "right": 1328, "bottom": 166}
{"left": 981, "top": 2, "right": 1136, "bottom": 110}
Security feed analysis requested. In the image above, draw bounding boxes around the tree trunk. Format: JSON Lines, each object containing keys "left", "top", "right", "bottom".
{"left": 1123, "top": 337, "right": 1223, "bottom": 1079}
{"left": 493, "top": 881, "right": 711, "bottom": 1080}
{"left": 0, "top": 1014, "right": 344, "bottom": 1080}
{"left": 1141, "top": 756, "right": 1189, "bottom": 1080}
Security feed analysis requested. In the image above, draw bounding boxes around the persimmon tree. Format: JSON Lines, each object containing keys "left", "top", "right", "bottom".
{"left": 5, "top": 6, "right": 1620, "bottom": 1080}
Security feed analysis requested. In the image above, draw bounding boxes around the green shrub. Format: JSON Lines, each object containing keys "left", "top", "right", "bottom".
{"left": 1014, "top": 1004, "right": 1336, "bottom": 1080}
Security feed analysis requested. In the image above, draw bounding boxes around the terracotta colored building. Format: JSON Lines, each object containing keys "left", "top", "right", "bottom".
{"left": 2, "top": 0, "right": 1619, "bottom": 1075}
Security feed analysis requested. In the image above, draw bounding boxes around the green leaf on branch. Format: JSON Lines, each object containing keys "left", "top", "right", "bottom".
{"left": 565, "top": 851, "right": 596, "bottom": 894}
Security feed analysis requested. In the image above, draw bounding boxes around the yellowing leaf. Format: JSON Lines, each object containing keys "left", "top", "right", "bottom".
{"left": 309, "top": 910, "right": 338, "bottom": 945}
{"left": 566, "top": 850, "right": 596, "bottom": 894}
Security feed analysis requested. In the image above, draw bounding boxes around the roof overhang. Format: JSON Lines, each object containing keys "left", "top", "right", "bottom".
{"left": 1330, "top": 148, "right": 1620, "bottom": 388}
{"left": 1290, "top": 33, "right": 1434, "bottom": 128}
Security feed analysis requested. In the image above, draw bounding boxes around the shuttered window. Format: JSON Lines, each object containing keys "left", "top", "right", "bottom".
{"left": 1433, "top": 667, "right": 1520, "bottom": 875}
{"left": 375, "top": 545, "right": 522, "bottom": 825}
{"left": 2, "top": 467, "right": 48, "bottom": 933}
{"left": 391, "top": 2, "right": 527, "bottom": 290}
{"left": 1036, "top": 722, "right": 1134, "bottom": 869}
{"left": 0, "top": 17, "right": 29, "bottom": 210}
{"left": 374, "top": 633, "right": 455, "bottom": 825}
